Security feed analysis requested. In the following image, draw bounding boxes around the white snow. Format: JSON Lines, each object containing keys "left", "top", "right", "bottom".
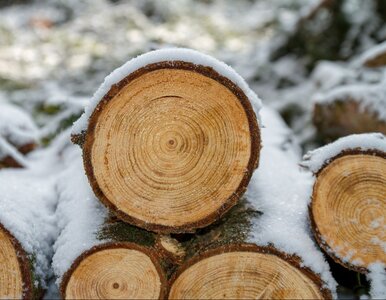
{"left": 313, "top": 83, "right": 386, "bottom": 122}
{"left": 246, "top": 107, "right": 337, "bottom": 295}
{"left": 52, "top": 147, "right": 108, "bottom": 284}
{"left": 0, "top": 102, "right": 37, "bottom": 161}
{"left": 72, "top": 48, "right": 262, "bottom": 135}
{"left": 301, "top": 133, "right": 386, "bottom": 173}
{"left": 357, "top": 41, "right": 386, "bottom": 67}
{"left": 367, "top": 263, "right": 386, "bottom": 299}
{"left": 0, "top": 130, "right": 72, "bottom": 288}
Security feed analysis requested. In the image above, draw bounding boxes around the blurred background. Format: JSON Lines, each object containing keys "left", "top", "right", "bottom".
{"left": 0, "top": 0, "right": 385, "bottom": 148}
{"left": 0, "top": 0, "right": 385, "bottom": 298}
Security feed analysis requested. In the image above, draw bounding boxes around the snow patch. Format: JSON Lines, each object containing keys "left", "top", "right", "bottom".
{"left": 246, "top": 107, "right": 337, "bottom": 295}
{"left": 313, "top": 83, "right": 386, "bottom": 122}
{"left": 367, "top": 263, "right": 386, "bottom": 299}
{"left": 72, "top": 48, "right": 262, "bottom": 135}
{"left": 357, "top": 41, "right": 386, "bottom": 67}
{"left": 52, "top": 147, "right": 108, "bottom": 284}
{"left": 302, "top": 133, "right": 386, "bottom": 173}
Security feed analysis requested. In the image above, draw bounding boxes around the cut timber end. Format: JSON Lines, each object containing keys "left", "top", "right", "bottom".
{"left": 363, "top": 51, "right": 386, "bottom": 68}
{"left": 0, "top": 225, "right": 32, "bottom": 299}
{"left": 313, "top": 100, "right": 386, "bottom": 141}
{"left": 311, "top": 152, "right": 386, "bottom": 273}
{"left": 155, "top": 235, "right": 186, "bottom": 264}
{"left": 61, "top": 243, "right": 167, "bottom": 300}
{"left": 168, "top": 245, "right": 331, "bottom": 300}
{"left": 83, "top": 61, "right": 260, "bottom": 233}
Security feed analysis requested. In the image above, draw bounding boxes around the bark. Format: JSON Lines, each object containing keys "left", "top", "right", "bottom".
{"left": 0, "top": 143, "right": 35, "bottom": 169}
{"left": 313, "top": 100, "right": 386, "bottom": 142}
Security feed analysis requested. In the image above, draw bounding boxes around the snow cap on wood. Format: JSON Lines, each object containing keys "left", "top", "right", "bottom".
{"left": 72, "top": 47, "right": 262, "bottom": 135}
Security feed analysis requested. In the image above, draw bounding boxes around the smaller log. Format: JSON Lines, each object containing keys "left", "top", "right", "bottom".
{"left": 168, "top": 199, "right": 332, "bottom": 299}
{"left": 303, "top": 134, "right": 386, "bottom": 273}
{"left": 358, "top": 41, "right": 386, "bottom": 68}
{"left": 59, "top": 217, "right": 169, "bottom": 299}
{"left": 313, "top": 85, "right": 386, "bottom": 141}
{"left": 0, "top": 224, "right": 37, "bottom": 299}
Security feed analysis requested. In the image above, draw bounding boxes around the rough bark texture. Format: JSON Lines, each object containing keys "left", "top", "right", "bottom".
{"left": 73, "top": 61, "right": 260, "bottom": 234}
{"left": 310, "top": 150, "right": 386, "bottom": 274}
{"left": 313, "top": 100, "right": 386, "bottom": 142}
{"left": 0, "top": 143, "right": 35, "bottom": 169}
{"left": 0, "top": 223, "right": 41, "bottom": 300}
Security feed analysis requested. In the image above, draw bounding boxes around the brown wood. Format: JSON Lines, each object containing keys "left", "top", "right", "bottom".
{"left": 313, "top": 100, "right": 386, "bottom": 141}
{"left": 166, "top": 198, "right": 332, "bottom": 299}
{"left": 363, "top": 50, "right": 386, "bottom": 68}
{"left": 155, "top": 235, "right": 186, "bottom": 265}
{"left": 0, "top": 224, "right": 35, "bottom": 299}
{"left": 61, "top": 243, "right": 168, "bottom": 300}
{"left": 74, "top": 61, "right": 260, "bottom": 233}
{"left": 169, "top": 245, "right": 331, "bottom": 299}
{"left": 0, "top": 142, "right": 35, "bottom": 169}
{"left": 310, "top": 151, "right": 386, "bottom": 273}
{"left": 59, "top": 216, "right": 168, "bottom": 299}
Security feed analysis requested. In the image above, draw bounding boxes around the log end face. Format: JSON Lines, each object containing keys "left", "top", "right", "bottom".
{"left": 169, "top": 246, "right": 329, "bottom": 299}
{"left": 311, "top": 153, "right": 386, "bottom": 272}
{"left": 84, "top": 63, "right": 260, "bottom": 232}
{"left": 61, "top": 243, "right": 167, "bottom": 300}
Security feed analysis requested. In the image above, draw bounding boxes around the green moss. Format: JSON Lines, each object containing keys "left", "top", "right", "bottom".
{"left": 98, "top": 218, "right": 156, "bottom": 247}
{"left": 26, "top": 254, "right": 43, "bottom": 299}
{"left": 180, "top": 198, "right": 261, "bottom": 258}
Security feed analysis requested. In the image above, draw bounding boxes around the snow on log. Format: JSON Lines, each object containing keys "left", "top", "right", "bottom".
{"left": 168, "top": 107, "right": 335, "bottom": 299}
{"left": 358, "top": 41, "right": 386, "bottom": 68}
{"left": 313, "top": 83, "right": 386, "bottom": 140}
{"left": 71, "top": 48, "right": 261, "bottom": 233}
{"left": 0, "top": 102, "right": 37, "bottom": 168}
{"left": 0, "top": 166, "right": 58, "bottom": 298}
{"left": 52, "top": 150, "right": 167, "bottom": 299}
{"left": 302, "top": 133, "right": 386, "bottom": 274}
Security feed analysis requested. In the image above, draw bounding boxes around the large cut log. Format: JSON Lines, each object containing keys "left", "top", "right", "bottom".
{"left": 0, "top": 102, "right": 37, "bottom": 168}
{"left": 71, "top": 48, "right": 261, "bottom": 233}
{"left": 53, "top": 150, "right": 168, "bottom": 299}
{"left": 313, "top": 84, "right": 386, "bottom": 141}
{"left": 168, "top": 107, "right": 335, "bottom": 299}
{"left": 302, "top": 133, "right": 386, "bottom": 273}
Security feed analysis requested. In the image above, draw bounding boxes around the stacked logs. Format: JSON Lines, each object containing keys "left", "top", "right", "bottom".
{"left": 302, "top": 133, "right": 386, "bottom": 275}
{"left": 55, "top": 49, "right": 333, "bottom": 299}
